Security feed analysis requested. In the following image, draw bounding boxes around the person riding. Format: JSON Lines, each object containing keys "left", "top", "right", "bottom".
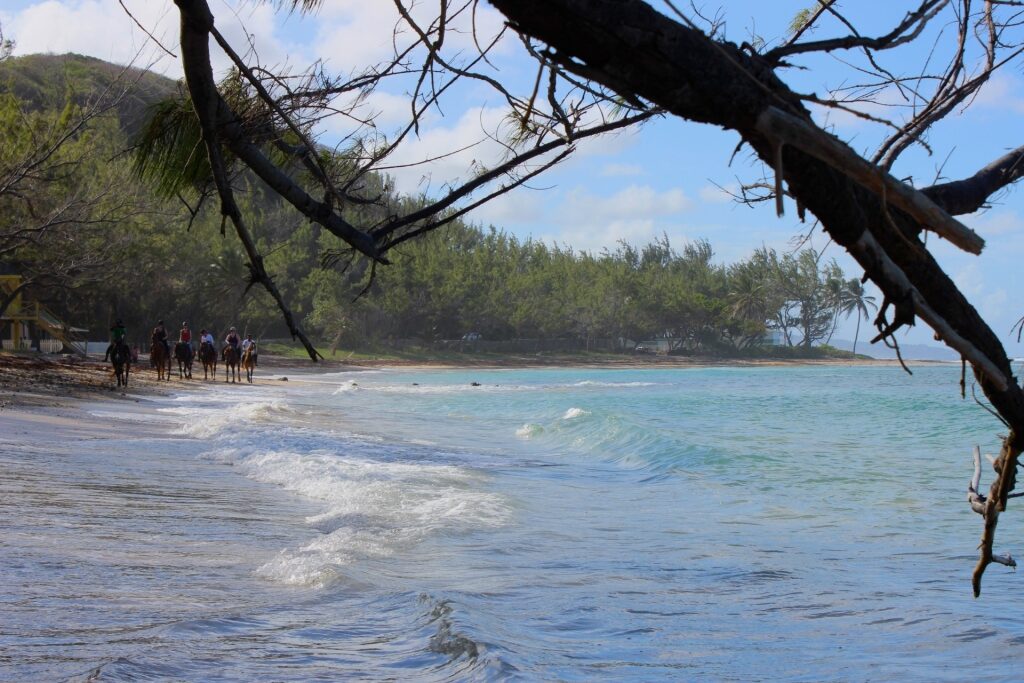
{"left": 104, "top": 319, "right": 127, "bottom": 362}
{"left": 200, "top": 328, "right": 215, "bottom": 350}
{"left": 241, "top": 333, "right": 258, "bottom": 366}
{"left": 223, "top": 326, "right": 241, "bottom": 358}
{"left": 153, "top": 319, "right": 170, "bottom": 356}
{"left": 178, "top": 321, "right": 193, "bottom": 360}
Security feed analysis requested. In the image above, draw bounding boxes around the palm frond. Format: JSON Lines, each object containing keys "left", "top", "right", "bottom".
{"left": 131, "top": 91, "right": 212, "bottom": 199}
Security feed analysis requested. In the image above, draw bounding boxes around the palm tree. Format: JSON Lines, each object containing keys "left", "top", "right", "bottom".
{"left": 837, "top": 278, "right": 877, "bottom": 355}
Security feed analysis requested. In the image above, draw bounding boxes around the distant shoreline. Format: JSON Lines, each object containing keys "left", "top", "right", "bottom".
{"left": 0, "top": 351, "right": 958, "bottom": 411}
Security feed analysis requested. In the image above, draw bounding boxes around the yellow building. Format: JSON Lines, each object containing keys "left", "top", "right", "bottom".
{"left": 0, "top": 275, "right": 87, "bottom": 353}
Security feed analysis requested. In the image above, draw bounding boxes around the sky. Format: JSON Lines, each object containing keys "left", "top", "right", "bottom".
{"left": 2, "top": 0, "right": 1022, "bottom": 357}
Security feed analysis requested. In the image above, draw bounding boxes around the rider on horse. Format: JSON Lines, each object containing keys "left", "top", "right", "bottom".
{"left": 178, "top": 321, "right": 193, "bottom": 360}
{"left": 103, "top": 319, "right": 127, "bottom": 362}
{"left": 199, "top": 328, "right": 215, "bottom": 351}
{"left": 224, "top": 327, "right": 240, "bottom": 357}
{"left": 241, "top": 334, "right": 258, "bottom": 366}
{"left": 153, "top": 320, "right": 170, "bottom": 356}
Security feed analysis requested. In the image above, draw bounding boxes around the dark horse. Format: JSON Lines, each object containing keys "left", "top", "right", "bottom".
{"left": 241, "top": 346, "right": 256, "bottom": 384}
{"left": 199, "top": 341, "right": 217, "bottom": 380}
{"left": 150, "top": 339, "right": 170, "bottom": 381}
{"left": 174, "top": 341, "right": 194, "bottom": 379}
{"left": 222, "top": 344, "right": 240, "bottom": 383}
{"left": 110, "top": 342, "right": 131, "bottom": 387}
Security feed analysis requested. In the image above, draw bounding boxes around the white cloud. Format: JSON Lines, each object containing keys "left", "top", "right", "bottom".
{"left": 601, "top": 163, "right": 643, "bottom": 177}
{"left": 955, "top": 262, "right": 1011, "bottom": 324}
{"left": 6, "top": 0, "right": 180, "bottom": 75}
{"left": 4, "top": 0, "right": 312, "bottom": 78}
{"left": 698, "top": 183, "right": 736, "bottom": 203}
{"left": 468, "top": 189, "right": 546, "bottom": 227}
{"left": 559, "top": 185, "right": 691, "bottom": 223}
{"left": 381, "top": 105, "right": 512, "bottom": 195}
{"left": 311, "top": 0, "right": 511, "bottom": 75}
{"left": 540, "top": 219, "right": 665, "bottom": 253}
{"left": 965, "top": 209, "right": 1024, "bottom": 238}
{"left": 972, "top": 73, "right": 1024, "bottom": 115}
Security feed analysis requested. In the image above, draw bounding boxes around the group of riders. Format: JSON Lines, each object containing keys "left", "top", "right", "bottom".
{"left": 104, "top": 320, "right": 257, "bottom": 367}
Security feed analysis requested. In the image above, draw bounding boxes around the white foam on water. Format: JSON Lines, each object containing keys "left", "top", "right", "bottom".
{"left": 572, "top": 380, "right": 658, "bottom": 388}
{"left": 331, "top": 382, "right": 360, "bottom": 395}
{"left": 562, "top": 407, "right": 589, "bottom": 420}
{"left": 209, "top": 446, "right": 510, "bottom": 586}
{"left": 516, "top": 423, "right": 543, "bottom": 439}
{"left": 364, "top": 382, "right": 537, "bottom": 395}
{"left": 87, "top": 409, "right": 182, "bottom": 424}
{"left": 165, "top": 399, "right": 298, "bottom": 438}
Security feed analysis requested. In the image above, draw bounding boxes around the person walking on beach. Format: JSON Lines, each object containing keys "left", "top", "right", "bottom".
{"left": 103, "top": 319, "right": 127, "bottom": 362}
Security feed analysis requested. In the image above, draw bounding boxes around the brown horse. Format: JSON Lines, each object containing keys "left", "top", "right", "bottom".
{"left": 110, "top": 342, "right": 131, "bottom": 388}
{"left": 174, "top": 341, "right": 194, "bottom": 379}
{"left": 222, "top": 344, "right": 240, "bottom": 383}
{"left": 241, "top": 346, "right": 256, "bottom": 384}
{"left": 150, "top": 339, "right": 170, "bottom": 381}
{"left": 199, "top": 342, "right": 217, "bottom": 380}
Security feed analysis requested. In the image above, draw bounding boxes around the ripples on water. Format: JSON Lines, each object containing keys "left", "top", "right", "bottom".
{"left": 3, "top": 365, "right": 1024, "bottom": 680}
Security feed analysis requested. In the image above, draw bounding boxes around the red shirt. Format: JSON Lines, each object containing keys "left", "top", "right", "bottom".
{"left": 180, "top": 329, "right": 192, "bottom": 343}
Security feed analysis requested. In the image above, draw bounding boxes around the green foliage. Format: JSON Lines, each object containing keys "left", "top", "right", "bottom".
{"left": 131, "top": 92, "right": 211, "bottom": 199}
{"left": 1, "top": 53, "right": 861, "bottom": 359}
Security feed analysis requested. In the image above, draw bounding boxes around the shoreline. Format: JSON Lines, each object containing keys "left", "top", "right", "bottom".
{"left": 0, "top": 350, "right": 953, "bottom": 410}
{"left": 0, "top": 352, "right": 950, "bottom": 411}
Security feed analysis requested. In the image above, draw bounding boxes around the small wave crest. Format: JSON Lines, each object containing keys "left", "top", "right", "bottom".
{"left": 166, "top": 399, "right": 297, "bottom": 438}
{"left": 515, "top": 423, "right": 544, "bottom": 439}
{"left": 332, "top": 382, "right": 360, "bottom": 395}
{"left": 212, "top": 447, "right": 510, "bottom": 586}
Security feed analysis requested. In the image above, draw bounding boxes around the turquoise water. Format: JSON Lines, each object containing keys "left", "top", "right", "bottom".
{"left": 2, "top": 364, "right": 1023, "bottom": 680}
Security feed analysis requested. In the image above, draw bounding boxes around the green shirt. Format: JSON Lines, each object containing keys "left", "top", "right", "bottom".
{"left": 110, "top": 325, "right": 126, "bottom": 343}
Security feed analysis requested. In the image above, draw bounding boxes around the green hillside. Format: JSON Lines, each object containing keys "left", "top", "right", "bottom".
{"left": 0, "top": 54, "right": 869, "bottom": 359}
{"left": 0, "top": 53, "right": 177, "bottom": 135}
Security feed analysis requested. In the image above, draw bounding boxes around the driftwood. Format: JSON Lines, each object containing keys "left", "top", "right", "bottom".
{"left": 968, "top": 444, "right": 1018, "bottom": 596}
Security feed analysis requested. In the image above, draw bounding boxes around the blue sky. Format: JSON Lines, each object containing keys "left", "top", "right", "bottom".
{"left": 3, "top": 1, "right": 1022, "bottom": 357}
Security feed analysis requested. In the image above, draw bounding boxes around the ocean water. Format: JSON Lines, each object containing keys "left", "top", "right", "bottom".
{"left": 2, "top": 364, "right": 1024, "bottom": 681}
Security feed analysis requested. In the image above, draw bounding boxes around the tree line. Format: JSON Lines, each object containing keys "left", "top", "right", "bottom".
{"left": 0, "top": 54, "right": 875, "bottom": 356}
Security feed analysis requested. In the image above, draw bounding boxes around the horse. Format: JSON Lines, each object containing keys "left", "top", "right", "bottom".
{"left": 199, "top": 341, "right": 217, "bottom": 380}
{"left": 110, "top": 342, "right": 131, "bottom": 388}
{"left": 222, "top": 344, "right": 240, "bottom": 383}
{"left": 150, "top": 339, "right": 170, "bottom": 381}
{"left": 174, "top": 341, "right": 194, "bottom": 379}
{"left": 241, "top": 346, "right": 256, "bottom": 384}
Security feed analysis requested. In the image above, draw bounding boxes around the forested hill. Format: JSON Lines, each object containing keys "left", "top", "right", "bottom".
{"left": 0, "top": 53, "right": 871, "bottom": 357}
{"left": 0, "top": 53, "right": 176, "bottom": 136}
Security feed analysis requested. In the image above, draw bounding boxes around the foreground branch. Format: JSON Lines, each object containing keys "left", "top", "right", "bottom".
{"left": 923, "top": 144, "right": 1024, "bottom": 216}
{"left": 969, "top": 442, "right": 1020, "bottom": 597}
{"left": 754, "top": 106, "right": 984, "bottom": 254}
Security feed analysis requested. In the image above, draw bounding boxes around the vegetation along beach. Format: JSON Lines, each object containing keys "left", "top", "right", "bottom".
{"left": 2, "top": 1, "right": 1024, "bottom": 680}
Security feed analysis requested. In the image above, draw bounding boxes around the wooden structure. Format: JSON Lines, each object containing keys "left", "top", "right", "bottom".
{"left": 0, "top": 275, "right": 87, "bottom": 353}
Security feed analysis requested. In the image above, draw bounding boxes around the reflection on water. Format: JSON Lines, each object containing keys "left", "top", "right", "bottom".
{"left": 2, "top": 365, "right": 1023, "bottom": 681}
